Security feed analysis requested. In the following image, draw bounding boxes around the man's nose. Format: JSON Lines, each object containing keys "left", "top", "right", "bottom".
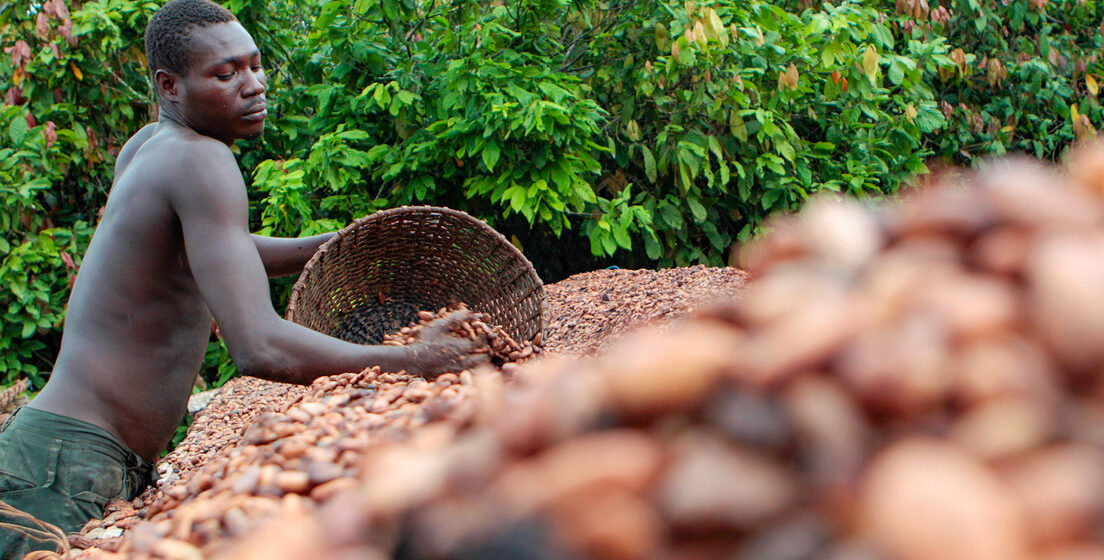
{"left": 244, "top": 70, "right": 266, "bottom": 96}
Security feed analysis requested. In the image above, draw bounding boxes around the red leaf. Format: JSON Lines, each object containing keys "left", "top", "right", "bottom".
{"left": 51, "top": 0, "right": 70, "bottom": 20}
{"left": 9, "top": 40, "right": 31, "bottom": 67}
{"left": 25, "top": 113, "right": 36, "bottom": 128}
{"left": 5, "top": 86, "right": 25, "bottom": 106}
{"left": 44, "top": 121, "right": 57, "bottom": 148}
{"left": 59, "top": 19, "right": 75, "bottom": 45}
{"left": 60, "top": 252, "right": 77, "bottom": 271}
{"left": 36, "top": 12, "right": 50, "bottom": 38}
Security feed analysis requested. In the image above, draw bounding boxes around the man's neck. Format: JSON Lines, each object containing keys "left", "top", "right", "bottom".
{"left": 156, "top": 105, "right": 236, "bottom": 147}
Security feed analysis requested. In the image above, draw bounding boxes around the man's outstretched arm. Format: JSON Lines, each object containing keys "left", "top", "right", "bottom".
{"left": 168, "top": 140, "right": 485, "bottom": 384}
{"left": 251, "top": 233, "right": 335, "bottom": 277}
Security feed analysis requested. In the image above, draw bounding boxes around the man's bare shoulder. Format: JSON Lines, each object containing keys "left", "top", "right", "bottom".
{"left": 146, "top": 124, "right": 236, "bottom": 165}
{"left": 120, "top": 123, "right": 240, "bottom": 188}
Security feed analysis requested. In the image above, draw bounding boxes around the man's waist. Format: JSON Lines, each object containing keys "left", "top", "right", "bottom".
{"left": 5, "top": 406, "right": 136, "bottom": 463}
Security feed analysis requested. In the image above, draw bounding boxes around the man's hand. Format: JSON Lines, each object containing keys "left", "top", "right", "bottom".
{"left": 405, "top": 310, "right": 491, "bottom": 377}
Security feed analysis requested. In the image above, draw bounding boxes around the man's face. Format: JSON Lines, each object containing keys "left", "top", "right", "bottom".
{"left": 173, "top": 21, "right": 267, "bottom": 143}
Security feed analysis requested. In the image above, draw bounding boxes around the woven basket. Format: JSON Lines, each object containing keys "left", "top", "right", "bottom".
{"left": 286, "top": 206, "right": 543, "bottom": 345}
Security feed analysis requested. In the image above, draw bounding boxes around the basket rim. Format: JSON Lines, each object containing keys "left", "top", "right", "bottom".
{"left": 285, "top": 205, "right": 543, "bottom": 326}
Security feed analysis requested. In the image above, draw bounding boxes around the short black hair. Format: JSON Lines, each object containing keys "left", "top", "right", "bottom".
{"left": 144, "top": 0, "right": 237, "bottom": 77}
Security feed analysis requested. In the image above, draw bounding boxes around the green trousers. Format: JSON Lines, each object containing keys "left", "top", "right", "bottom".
{"left": 0, "top": 407, "right": 157, "bottom": 559}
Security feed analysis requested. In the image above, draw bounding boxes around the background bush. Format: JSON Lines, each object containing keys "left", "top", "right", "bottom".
{"left": 2, "top": 0, "right": 1102, "bottom": 390}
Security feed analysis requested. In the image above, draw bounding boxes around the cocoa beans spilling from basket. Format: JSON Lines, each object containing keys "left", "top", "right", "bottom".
{"left": 381, "top": 305, "right": 543, "bottom": 367}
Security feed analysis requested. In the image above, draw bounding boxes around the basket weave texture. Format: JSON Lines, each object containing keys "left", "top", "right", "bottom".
{"left": 286, "top": 206, "right": 543, "bottom": 345}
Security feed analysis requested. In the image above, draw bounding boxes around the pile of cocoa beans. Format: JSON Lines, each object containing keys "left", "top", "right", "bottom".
{"left": 66, "top": 365, "right": 496, "bottom": 559}
{"left": 61, "top": 148, "right": 1104, "bottom": 560}
{"left": 540, "top": 265, "right": 749, "bottom": 356}
{"left": 61, "top": 308, "right": 545, "bottom": 560}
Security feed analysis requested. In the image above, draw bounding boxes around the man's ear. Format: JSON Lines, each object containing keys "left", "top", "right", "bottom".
{"left": 154, "top": 69, "right": 180, "bottom": 101}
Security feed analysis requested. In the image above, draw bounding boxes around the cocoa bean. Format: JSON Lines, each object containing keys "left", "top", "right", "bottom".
{"left": 309, "top": 477, "right": 358, "bottom": 502}
{"left": 285, "top": 408, "right": 311, "bottom": 424}
{"left": 150, "top": 538, "right": 203, "bottom": 560}
{"left": 1027, "top": 234, "right": 1104, "bottom": 374}
{"left": 1000, "top": 444, "right": 1104, "bottom": 546}
{"left": 1037, "top": 545, "right": 1104, "bottom": 560}
{"left": 949, "top": 398, "right": 1056, "bottom": 460}
{"left": 222, "top": 507, "right": 251, "bottom": 538}
{"left": 657, "top": 430, "right": 797, "bottom": 533}
{"left": 598, "top": 322, "right": 738, "bottom": 417}
{"left": 275, "top": 470, "right": 312, "bottom": 494}
{"left": 495, "top": 429, "right": 663, "bottom": 517}
{"left": 860, "top": 439, "right": 1028, "bottom": 560}
{"left": 551, "top": 487, "right": 663, "bottom": 560}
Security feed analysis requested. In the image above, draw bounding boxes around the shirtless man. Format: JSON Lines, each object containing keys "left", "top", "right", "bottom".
{"left": 0, "top": 1, "right": 483, "bottom": 555}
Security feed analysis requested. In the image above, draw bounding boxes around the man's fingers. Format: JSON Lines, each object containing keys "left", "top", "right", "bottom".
{"left": 449, "top": 336, "right": 480, "bottom": 355}
{"left": 423, "top": 309, "right": 475, "bottom": 337}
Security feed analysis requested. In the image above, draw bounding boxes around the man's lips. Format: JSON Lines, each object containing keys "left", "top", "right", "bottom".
{"left": 242, "top": 102, "right": 268, "bottom": 121}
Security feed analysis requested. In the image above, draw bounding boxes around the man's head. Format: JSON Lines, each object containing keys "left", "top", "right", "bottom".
{"left": 145, "top": 0, "right": 236, "bottom": 78}
{"left": 145, "top": 0, "right": 267, "bottom": 143}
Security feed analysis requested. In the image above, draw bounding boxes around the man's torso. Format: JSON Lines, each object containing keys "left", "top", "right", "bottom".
{"left": 32, "top": 122, "right": 238, "bottom": 460}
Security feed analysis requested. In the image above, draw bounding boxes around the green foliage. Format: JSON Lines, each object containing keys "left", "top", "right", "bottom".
{"left": 2, "top": 0, "right": 1104, "bottom": 389}
{"left": 575, "top": 0, "right": 947, "bottom": 262}
{"left": 0, "top": 0, "right": 156, "bottom": 386}
{"left": 890, "top": 0, "right": 1104, "bottom": 161}
{"left": 232, "top": 0, "right": 949, "bottom": 270}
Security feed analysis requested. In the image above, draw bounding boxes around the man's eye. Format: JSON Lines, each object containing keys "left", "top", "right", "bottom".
{"left": 217, "top": 73, "right": 234, "bottom": 81}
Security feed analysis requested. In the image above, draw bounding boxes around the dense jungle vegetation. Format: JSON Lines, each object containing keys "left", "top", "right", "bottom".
{"left": 1, "top": 0, "right": 1102, "bottom": 389}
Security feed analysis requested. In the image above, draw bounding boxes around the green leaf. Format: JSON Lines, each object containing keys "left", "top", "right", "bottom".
{"left": 352, "top": 0, "right": 374, "bottom": 15}
{"left": 8, "top": 115, "right": 27, "bottom": 145}
{"left": 679, "top": 163, "right": 692, "bottom": 195}
{"left": 686, "top": 196, "right": 707, "bottom": 222}
{"left": 642, "top": 146, "right": 657, "bottom": 183}
{"left": 482, "top": 141, "right": 501, "bottom": 172}
{"left": 9, "top": 281, "right": 25, "bottom": 301}
{"left": 821, "top": 40, "right": 838, "bottom": 67}
{"left": 511, "top": 183, "right": 527, "bottom": 211}
{"left": 644, "top": 230, "right": 662, "bottom": 260}
{"left": 707, "top": 135, "right": 724, "bottom": 163}
{"left": 601, "top": 232, "right": 617, "bottom": 255}
{"left": 888, "top": 61, "right": 904, "bottom": 85}
{"left": 762, "top": 188, "right": 785, "bottom": 210}
{"left": 550, "top": 166, "right": 570, "bottom": 191}
{"left": 775, "top": 141, "right": 795, "bottom": 162}
{"left": 612, "top": 225, "right": 632, "bottom": 250}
